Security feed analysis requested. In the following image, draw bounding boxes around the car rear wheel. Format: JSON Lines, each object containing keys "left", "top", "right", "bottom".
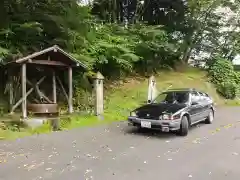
{"left": 205, "top": 109, "right": 214, "bottom": 124}
{"left": 177, "top": 116, "right": 189, "bottom": 136}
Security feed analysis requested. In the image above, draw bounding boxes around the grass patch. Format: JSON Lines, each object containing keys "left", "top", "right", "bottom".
{"left": 0, "top": 67, "right": 239, "bottom": 140}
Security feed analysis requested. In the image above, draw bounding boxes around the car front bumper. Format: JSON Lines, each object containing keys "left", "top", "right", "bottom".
{"left": 128, "top": 116, "right": 181, "bottom": 131}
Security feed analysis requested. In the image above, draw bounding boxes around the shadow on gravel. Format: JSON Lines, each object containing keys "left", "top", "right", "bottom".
{"left": 125, "top": 127, "right": 177, "bottom": 139}
{"left": 124, "top": 122, "right": 206, "bottom": 139}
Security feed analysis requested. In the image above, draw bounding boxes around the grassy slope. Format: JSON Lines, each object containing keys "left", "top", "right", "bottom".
{"left": 71, "top": 67, "right": 239, "bottom": 126}
{"left": 106, "top": 67, "right": 239, "bottom": 113}
{"left": 0, "top": 68, "right": 239, "bottom": 140}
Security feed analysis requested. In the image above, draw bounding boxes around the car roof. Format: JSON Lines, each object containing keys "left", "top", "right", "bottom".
{"left": 165, "top": 88, "right": 196, "bottom": 92}
{"left": 160, "top": 88, "right": 209, "bottom": 97}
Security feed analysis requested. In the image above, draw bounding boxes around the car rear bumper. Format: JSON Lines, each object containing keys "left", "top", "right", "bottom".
{"left": 128, "top": 116, "right": 181, "bottom": 131}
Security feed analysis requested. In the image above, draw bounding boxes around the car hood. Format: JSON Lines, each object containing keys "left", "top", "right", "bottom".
{"left": 135, "top": 103, "right": 187, "bottom": 116}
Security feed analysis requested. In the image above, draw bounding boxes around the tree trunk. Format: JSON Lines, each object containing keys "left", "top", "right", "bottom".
{"left": 181, "top": 32, "right": 194, "bottom": 63}
{"left": 181, "top": 45, "right": 194, "bottom": 63}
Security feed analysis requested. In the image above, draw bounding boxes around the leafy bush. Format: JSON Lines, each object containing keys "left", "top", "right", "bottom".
{"left": 208, "top": 57, "right": 240, "bottom": 99}
{"left": 208, "top": 57, "right": 235, "bottom": 85}
{"left": 217, "top": 81, "right": 239, "bottom": 99}
{"left": 73, "top": 72, "right": 94, "bottom": 111}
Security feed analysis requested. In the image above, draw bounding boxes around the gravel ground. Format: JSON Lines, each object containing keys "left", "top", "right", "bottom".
{"left": 0, "top": 106, "right": 240, "bottom": 180}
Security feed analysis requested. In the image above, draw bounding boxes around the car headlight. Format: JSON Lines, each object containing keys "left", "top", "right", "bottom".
{"left": 130, "top": 111, "right": 137, "bottom": 117}
{"left": 162, "top": 114, "right": 171, "bottom": 120}
{"left": 160, "top": 113, "right": 181, "bottom": 120}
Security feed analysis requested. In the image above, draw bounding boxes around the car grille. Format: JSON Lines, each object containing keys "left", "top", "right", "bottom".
{"left": 137, "top": 112, "right": 160, "bottom": 120}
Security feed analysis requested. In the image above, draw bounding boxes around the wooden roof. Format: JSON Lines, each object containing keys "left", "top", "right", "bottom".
{"left": 6, "top": 45, "right": 88, "bottom": 69}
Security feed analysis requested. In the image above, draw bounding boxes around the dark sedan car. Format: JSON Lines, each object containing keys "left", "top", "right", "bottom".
{"left": 128, "top": 88, "right": 215, "bottom": 136}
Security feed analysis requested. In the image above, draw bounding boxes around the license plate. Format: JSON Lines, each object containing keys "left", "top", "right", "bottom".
{"left": 162, "top": 127, "right": 169, "bottom": 132}
{"left": 141, "top": 121, "right": 151, "bottom": 128}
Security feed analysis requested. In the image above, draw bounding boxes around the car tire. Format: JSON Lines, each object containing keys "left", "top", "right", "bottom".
{"left": 205, "top": 109, "right": 214, "bottom": 124}
{"left": 177, "top": 116, "right": 189, "bottom": 136}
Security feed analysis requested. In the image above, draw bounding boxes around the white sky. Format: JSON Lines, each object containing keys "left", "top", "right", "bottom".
{"left": 78, "top": 0, "right": 91, "bottom": 5}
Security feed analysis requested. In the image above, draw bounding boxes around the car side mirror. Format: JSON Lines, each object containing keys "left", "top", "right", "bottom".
{"left": 147, "top": 100, "right": 152, "bottom": 104}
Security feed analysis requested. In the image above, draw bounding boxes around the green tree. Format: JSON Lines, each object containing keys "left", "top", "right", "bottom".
{"left": 0, "top": 0, "right": 90, "bottom": 63}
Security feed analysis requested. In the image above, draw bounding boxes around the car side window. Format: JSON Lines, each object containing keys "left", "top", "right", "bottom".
{"left": 198, "top": 92, "right": 205, "bottom": 100}
{"left": 203, "top": 93, "right": 209, "bottom": 97}
{"left": 191, "top": 91, "right": 200, "bottom": 103}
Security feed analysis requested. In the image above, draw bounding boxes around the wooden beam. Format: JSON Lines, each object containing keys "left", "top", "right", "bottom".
{"left": 35, "top": 83, "right": 53, "bottom": 103}
{"left": 26, "top": 78, "right": 53, "bottom": 104}
{"left": 10, "top": 76, "right": 46, "bottom": 114}
{"left": 68, "top": 67, "right": 73, "bottom": 113}
{"left": 56, "top": 76, "right": 68, "bottom": 101}
{"left": 11, "top": 88, "right": 33, "bottom": 114}
{"left": 26, "top": 60, "right": 68, "bottom": 66}
{"left": 21, "top": 63, "right": 27, "bottom": 118}
{"left": 53, "top": 71, "right": 57, "bottom": 103}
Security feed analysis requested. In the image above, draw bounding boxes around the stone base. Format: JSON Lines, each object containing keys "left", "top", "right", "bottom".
{"left": 24, "top": 118, "right": 48, "bottom": 128}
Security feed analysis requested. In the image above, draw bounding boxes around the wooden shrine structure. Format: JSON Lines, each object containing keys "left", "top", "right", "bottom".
{"left": 4, "top": 45, "right": 88, "bottom": 119}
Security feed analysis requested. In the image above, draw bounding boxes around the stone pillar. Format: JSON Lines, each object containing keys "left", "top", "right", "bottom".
{"left": 52, "top": 71, "right": 57, "bottom": 104}
{"left": 8, "top": 68, "right": 14, "bottom": 111}
{"left": 94, "top": 72, "right": 104, "bottom": 116}
{"left": 147, "top": 75, "right": 158, "bottom": 103}
{"left": 21, "top": 63, "right": 27, "bottom": 118}
{"left": 68, "top": 67, "right": 73, "bottom": 113}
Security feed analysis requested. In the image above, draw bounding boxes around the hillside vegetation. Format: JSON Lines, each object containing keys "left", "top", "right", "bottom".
{"left": 1, "top": 0, "right": 240, "bottom": 139}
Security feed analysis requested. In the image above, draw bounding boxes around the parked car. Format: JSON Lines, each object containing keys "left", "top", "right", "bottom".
{"left": 128, "top": 88, "right": 215, "bottom": 136}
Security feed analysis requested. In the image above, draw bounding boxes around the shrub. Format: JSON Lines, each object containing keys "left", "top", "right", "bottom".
{"left": 208, "top": 57, "right": 240, "bottom": 99}
{"left": 217, "top": 81, "right": 239, "bottom": 99}
{"left": 208, "top": 57, "right": 235, "bottom": 85}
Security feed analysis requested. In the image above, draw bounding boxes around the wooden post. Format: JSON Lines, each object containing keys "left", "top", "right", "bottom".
{"left": 56, "top": 76, "right": 68, "bottom": 101}
{"left": 94, "top": 72, "right": 104, "bottom": 116}
{"left": 52, "top": 71, "right": 57, "bottom": 103}
{"left": 147, "top": 75, "right": 158, "bottom": 103}
{"left": 68, "top": 67, "right": 73, "bottom": 113}
{"left": 21, "top": 63, "right": 27, "bottom": 118}
{"left": 10, "top": 76, "right": 46, "bottom": 114}
{"left": 8, "top": 69, "right": 14, "bottom": 110}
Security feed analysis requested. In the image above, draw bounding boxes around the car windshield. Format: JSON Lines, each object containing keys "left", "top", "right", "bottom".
{"left": 152, "top": 91, "right": 189, "bottom": 104}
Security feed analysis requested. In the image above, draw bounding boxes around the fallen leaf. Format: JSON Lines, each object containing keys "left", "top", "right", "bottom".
{"left": 232, "top": 152, "right": 239, "bottom": 156}
{"left": 85, "top": 169, "right": 92, "bottom": 174}
{"left": 27, "top": 165, "right": 36, "bottom": 171}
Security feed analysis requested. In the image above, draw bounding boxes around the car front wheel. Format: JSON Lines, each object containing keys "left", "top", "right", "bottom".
{"left": 205, "top": 109, "right": 214, "bottom": 124}
{"left": 177, "top": 116, "right": 189, "bottom": 136}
